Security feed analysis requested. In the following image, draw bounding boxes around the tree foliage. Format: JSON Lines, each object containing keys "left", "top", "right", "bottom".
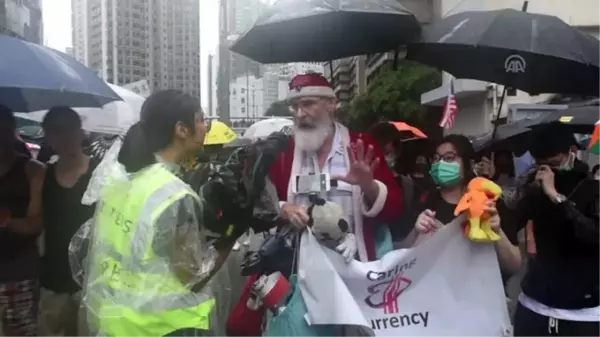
{"left": 265, "top": 100, "right": 291, "bottom": 117}
{"left": 346, "top": 61, "right": 441, "bottom": 131}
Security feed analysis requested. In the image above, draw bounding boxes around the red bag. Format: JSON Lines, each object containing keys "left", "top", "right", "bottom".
{"left": 226, "top": 273, "right": 267, "bottom": 336}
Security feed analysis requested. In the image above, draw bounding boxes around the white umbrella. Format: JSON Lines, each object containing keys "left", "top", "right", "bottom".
{"left": 242, "top": 118, "right": 293, "bottom": 139}
{"left": 15, "top": 83, "right": 145, "bottom": 134}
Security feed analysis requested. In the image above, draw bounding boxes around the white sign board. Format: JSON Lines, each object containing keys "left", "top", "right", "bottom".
{"left": 298, "top": 215, "right": 512, "bottom": 336}
{"left": 121, "top": 79, "right": 151, "bottom": 98}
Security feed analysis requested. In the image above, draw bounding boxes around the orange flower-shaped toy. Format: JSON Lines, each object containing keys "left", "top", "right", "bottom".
{"left": 454, "top": 177, "right": 502, "bottom": 242}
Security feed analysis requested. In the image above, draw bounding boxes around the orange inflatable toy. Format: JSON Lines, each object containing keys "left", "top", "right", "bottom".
{"left": 454, "top": 177, "right": 502, "bottom": 242}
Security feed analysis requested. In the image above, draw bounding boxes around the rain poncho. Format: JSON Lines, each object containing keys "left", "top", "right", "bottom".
{"left": 69, "top": 132, "right": 291, "bottom": 335}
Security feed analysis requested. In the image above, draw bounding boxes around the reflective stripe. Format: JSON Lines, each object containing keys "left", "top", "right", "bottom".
{"left": 128, "top": 179, "right": 191, "bottom": 260}
{"left": 94, "top": 243, "right": 170, "bottom": 273}
{"left": 94, "top": 284, "right": 214, "bottom": 312}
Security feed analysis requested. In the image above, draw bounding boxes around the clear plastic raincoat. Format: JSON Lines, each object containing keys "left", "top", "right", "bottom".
{"left": 70, "top": 139, "right": 226, "bottom": 336}
{"left": 70, "top": 132, "right": 291, "bottom": 336}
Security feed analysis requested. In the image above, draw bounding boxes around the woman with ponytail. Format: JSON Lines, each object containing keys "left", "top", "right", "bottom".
{"left": 79, "top": 90, "right": 227, "bottom": 336}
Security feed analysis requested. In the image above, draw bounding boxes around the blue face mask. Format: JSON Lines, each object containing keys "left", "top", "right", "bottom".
{"left": 430, "top": 160, "right": 461, "bottom": 186}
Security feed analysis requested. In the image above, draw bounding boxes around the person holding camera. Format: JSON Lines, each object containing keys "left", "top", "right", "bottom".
{"left": 513, "top": 124, "right": 599, "bottom": 336}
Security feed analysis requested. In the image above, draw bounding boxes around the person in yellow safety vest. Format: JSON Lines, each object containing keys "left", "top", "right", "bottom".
{"left": 84, "top": 90, "right": 228, "bottom": 337}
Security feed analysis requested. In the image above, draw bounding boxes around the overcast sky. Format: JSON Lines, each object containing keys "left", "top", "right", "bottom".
{"left": 41, "top": 0, "right": 220, "bottom": 106}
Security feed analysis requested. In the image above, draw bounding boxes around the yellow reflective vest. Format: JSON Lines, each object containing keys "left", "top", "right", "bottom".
{"left": 89, "top": 164, "right": 215, "bottom": 336}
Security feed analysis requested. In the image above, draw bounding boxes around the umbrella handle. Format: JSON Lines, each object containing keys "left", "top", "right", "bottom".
{"left": 491, "top": 86, "right": 508, "bottom": 142}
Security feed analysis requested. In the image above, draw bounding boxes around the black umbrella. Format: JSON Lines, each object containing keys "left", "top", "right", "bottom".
{"left": 230, "top": 0, "right": 421, "bottom": 63}
{"left": 531, "top": 105, "right": 599, "bottom": 134}
{"left": 471, "top": 116, "right": 547, "bottom": 152}
{"left": 407, "top": 8, "right": 600, "bottom": 96}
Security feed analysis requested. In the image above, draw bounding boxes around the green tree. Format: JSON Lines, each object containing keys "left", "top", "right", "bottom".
{"left": 265, "top": 100, "right": 291, "bottom": 117}
{"left": 347, "top": 60, "right": 441, "bottom": 130}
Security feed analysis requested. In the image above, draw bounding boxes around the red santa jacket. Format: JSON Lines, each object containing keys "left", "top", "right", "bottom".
{"left": 268, "top": 131, "right": 403, "bottom": 261}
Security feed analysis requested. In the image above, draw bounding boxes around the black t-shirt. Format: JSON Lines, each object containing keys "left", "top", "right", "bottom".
{"left": 41, "top": 158, "right": 99, "bottom": 293}
{"left": 399, "top": 189, "right": 519, "bottom": 284}
{"left": 410, "top": 191, "right": 517, "bottom": 242}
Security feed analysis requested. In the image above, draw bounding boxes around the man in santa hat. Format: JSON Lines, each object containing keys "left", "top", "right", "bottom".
{"left": 269, "top": 73, "right": 403, "bottom": 262}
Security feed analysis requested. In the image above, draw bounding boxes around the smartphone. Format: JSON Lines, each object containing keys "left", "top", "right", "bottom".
{"left": 295, "top": 173, "right": 331, "bottom": 194}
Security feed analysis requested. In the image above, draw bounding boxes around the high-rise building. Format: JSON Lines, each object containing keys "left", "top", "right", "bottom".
{"left": 207, "top": 53, "right": 219, "bottom": 117}
{"left": 72, "top": 0, "right": 201, "bottom": 100}
{"left": 0, "top": 0, "right": 43, "bottom": 44}
{"left": 217, "top": 0, "right": 268, "bottom": 122}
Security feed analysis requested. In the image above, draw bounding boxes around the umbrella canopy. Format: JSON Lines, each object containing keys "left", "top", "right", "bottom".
{"left": 204, "top": 121, "right": 238, "bottom": 145}
{"left": 230, "top": 0, "right": 421, "bottom": 63}
{"left": 15, "top": 83, "right": 145, "bottom": 135}
{"left": 0, "top": 36, "right": 120, "bottom": 112}
{"left": 532, "top": 105, "right": 599, "bottom": 133}
{"left": 226, "top": 118, "right": 294, "bottom": 148}
{"left": 390, "top": 121, "right": 427, "bottom": 139}
{"left": 407, "top": 9, "right": 599, "bottom": 95}
{"left": 243, "top": 118, "right": 293, "bottom": 139}
{"left": 471, "top": 118, "right": 540, "bottom": 152}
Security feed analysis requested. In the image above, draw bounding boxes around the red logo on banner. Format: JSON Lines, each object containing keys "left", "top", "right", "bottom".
{"left": 381, "top": 274, "right": 412, "bottom": 314}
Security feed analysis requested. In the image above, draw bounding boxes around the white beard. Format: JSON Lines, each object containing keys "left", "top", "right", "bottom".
{"left": 294, "top": 122, "right": 332, "bottom": 153}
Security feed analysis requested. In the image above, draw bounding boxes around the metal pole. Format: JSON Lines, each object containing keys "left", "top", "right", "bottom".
{"left": 521, "top": 1, "right": 529, "bottom": 12}
{"left": 246, "top": 62, "right": 250, "bottom": 120}
{"left": 490, "top": 86, "right": 508, "bottom": 141}
{"left": 252, "top": 89, "right": 256, "bottom": 118}
{"left": 329, "top": 61, "right": 334, "bottom": 82}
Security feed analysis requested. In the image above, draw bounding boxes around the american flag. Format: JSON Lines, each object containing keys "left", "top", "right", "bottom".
{"left": 439, "top": 80, "right": 458, "bottom": 129}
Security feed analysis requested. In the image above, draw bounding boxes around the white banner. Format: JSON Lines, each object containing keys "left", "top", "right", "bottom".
{"left": 298, "top": 215, "right": 512, "bottom": 336}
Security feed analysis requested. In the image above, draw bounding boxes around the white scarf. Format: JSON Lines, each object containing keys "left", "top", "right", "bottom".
{"left": 286, "top": 123, "right": 369, "bottom": 261}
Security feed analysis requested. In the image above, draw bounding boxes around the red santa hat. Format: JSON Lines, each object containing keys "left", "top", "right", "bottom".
{"left": 287, "top": 73, "right": 336, "bottom": 100}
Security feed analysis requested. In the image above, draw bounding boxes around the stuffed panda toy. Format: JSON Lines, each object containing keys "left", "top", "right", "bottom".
{"left": 306, "top": 195, "right": 350, "bottom": 248}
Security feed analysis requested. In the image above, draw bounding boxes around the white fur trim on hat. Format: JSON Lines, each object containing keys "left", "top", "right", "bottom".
{"left": 288, "top": 86, "right": 335, "bottom": 100}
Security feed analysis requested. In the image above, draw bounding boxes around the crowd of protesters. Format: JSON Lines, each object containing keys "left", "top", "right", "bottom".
{"left": 0, "top": 105, "right": 95, "bottom": 336}
{"left": 367, "top": 121, "right": 599, "bottom": 336}
{"left": 0, "top": 73, "right": 597, "bottom": 337}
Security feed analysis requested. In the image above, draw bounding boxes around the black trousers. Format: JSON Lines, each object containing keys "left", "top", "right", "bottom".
{"left": 514, "top": 303, "right": 599, "bottom": 336}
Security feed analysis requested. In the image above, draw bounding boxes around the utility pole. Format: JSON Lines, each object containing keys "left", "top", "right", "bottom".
{"left": 246, "top": 60, "right": 250, "bottom": 120}
{"left": 251, "top": 88, "right": 256, "bottom": 118}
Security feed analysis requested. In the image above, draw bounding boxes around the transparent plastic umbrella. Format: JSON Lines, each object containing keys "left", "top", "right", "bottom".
{"left": 15, "top": 83, "right": 145, "bottom": 135}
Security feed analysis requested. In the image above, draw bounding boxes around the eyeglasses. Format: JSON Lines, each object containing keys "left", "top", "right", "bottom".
{"left": 433, "top": 152, "right": 459, "bottom": 163}
{"left": 204, "top": 118, "right": 212, "bottom": 133}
